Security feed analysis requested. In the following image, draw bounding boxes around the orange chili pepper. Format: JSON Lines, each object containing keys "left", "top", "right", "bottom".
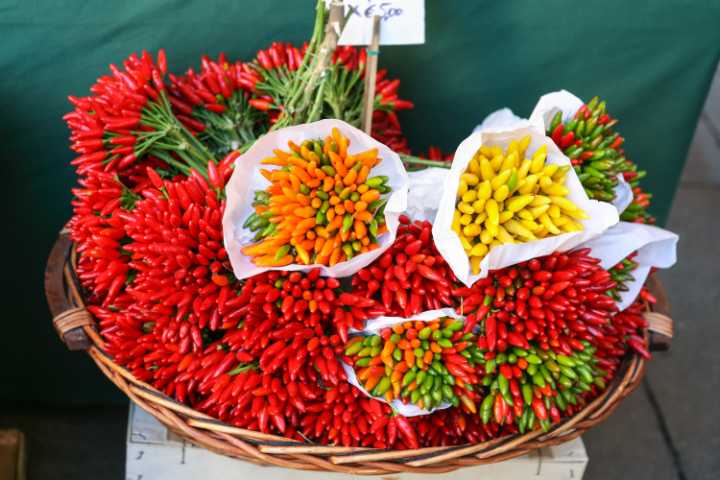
{"left": 364, "top": 375, "right": 382, "bottom": 392}
{"left": 404, "top": 349, "right": 415, "bottom": 368}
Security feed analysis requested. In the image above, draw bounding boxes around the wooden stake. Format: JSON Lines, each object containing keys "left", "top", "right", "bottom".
{"left": 361, "top": 15, "right": 381, "bottom": 134}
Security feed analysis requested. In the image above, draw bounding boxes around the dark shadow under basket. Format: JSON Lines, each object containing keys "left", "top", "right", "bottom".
{"left": 44, "top": 229, "right": 673, "bottom": 475}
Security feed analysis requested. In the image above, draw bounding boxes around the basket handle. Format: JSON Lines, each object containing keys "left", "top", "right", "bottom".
{"left": 44, "top": 230, "right": 93, "bottom": 351}
{"left": 646, "top": 312, "right": 673, "bottom": 352}
{"left": 644, "top": 274, "right": 672, "bottom": 352}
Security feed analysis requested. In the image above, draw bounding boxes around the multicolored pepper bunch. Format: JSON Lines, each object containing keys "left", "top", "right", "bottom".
{"left": 242, "top": 128, "right": 390, "bottom": 267}
{"left": 345, "top": 317, "right": 482, "bottom": 411}
{"left": 476, "top": 341, "right": 605, "bottom": 432}
{"left": 453, "top": 137, "right": 586, "bottom": 273}
{"left": 547, "top": 96, "right": 655, "bottom": 223}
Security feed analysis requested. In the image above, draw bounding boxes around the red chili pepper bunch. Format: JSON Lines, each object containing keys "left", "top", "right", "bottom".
{"left": 192, "top": 354, "right": 316, "bottom": 437}
{"left": 66, "top": 172, "right": 139, "bottom": 305}
{"left": 415, "top": 407, "right": 501, "bottom": 446}
{"left": 189, "top": 268, "right": 384, "bottom": 437}
{"left": 601, "top": 253, "right": 657, "bottom": 361}
{"left": 455, "top": 248, "right": 619, "bottom": 356}
{"left": 333, "top": 46, "right": 414, "bottom": 154}
{"left": 220, "top": 268, "right": 384, "bottom": 377}
{"left": 351, "top": 216, "right": 458, "bottom": 316}
{"left": 88, "top": 303, "right": 170, "bottom": 384}
{"left": 423, "top": 146, "right": 453, "bottom": 163}
{"left": 167, "top": 54, "right": 266, "bottom": 156}
{"left": 64, "top": 49, "right": 235, "bottom": 200}
{"left": 120, "top": 164, "right": 242, "bottom": 329}
{"left": 63, "top": 50, "right": 176, "bottom": 178}
{"left": 246, "top": 42, "right": 306, "bottom": 122}
{"left": 300, "top": 384, "right": 421, "bottom": 448}
{"left": 592, "top": 294, "right": 653, "bottom": 370}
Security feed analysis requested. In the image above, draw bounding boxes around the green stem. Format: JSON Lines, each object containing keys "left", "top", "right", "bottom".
{"left": 159, "top": 91, "right": 215, "bottom": 165}
{"left": 150, "top": 150, "right": 191, "bottom": 176}
{"left": 307, "top": 77, "right": 327, "bottom": 123}
{"left": 400, "top": 155, "right": 451, "bottom": 168}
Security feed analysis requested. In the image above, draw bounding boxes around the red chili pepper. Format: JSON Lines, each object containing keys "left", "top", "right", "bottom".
{"left": 532, "top": 397, "right": 548, "bottom": 421}
{"left": 249, "top": 98, "right": 274, "bottom": 111}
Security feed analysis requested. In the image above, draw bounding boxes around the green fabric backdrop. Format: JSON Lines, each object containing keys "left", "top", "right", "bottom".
{"left": 1, "top": 1, "right": 718, "bottom": 405}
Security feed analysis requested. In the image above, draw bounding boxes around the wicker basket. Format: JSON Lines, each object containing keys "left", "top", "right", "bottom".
{"left": 45, "top": 229, "right": 673, "bottom": 475}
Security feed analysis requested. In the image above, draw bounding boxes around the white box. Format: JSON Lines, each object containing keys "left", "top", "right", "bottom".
{"left": 125, "top": 403, "right": 587, "bottom": 479}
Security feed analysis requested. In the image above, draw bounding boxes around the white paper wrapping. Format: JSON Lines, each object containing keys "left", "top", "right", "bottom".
{"left": 528, "top": 90, "right": 634, "bottom": 215}
{"left": 343, "top": 308, "right": 463, "bottom": 417}
{"left": 528, "top": 90, "right": 584, "bottom": 131}
{"left": 473, "top": 108, "right": 528, "bottom": 133}
{"left": 406, "top": 168, "right": 449, "bottom": 222}
{"left": 579, "top": 222, "right": 678, "bottom": 310}
{"left": 222, "top": 119, "right": 409, "bottom": 280}
{"left": 433, "top": 119, "right": 619, "bottom": 287}
{"left": 612, "top": 174, "right": 634, "bottom": 213}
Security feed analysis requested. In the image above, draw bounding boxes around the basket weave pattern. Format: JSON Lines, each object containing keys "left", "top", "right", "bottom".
{"left": 45, "top": 231, "right": 672, "bottom": 475}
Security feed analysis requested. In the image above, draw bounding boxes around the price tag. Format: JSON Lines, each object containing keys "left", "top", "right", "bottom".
{"left": 335, "top": 0, "right": 425, "bottom": 45}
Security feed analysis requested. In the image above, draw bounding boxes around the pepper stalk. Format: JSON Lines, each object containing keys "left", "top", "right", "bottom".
{"left": 270, "top": 0, "right": 347, "bottom": 130}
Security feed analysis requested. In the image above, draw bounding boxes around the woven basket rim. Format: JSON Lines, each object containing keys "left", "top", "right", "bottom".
{"left": 45, "top": 230, "right": 669, "bottom": 474}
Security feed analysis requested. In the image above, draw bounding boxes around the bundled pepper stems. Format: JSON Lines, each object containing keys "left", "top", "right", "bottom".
{"left": 345, "top": 317, "right": 482, "bottom": 412}
{"left": 242, "top": 127, "right": 391, "bottom": 267}
{"left": 453, "top": 137, "right": 587, "bottom": 274}
{"left": 267, "top": 0, "right": 346, "bottom": 130}
{"left": 138, "top": 90, "right": 216, "bottom": 177}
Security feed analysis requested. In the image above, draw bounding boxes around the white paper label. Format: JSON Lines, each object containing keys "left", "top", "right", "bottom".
{"left": 335, "top": 0, "right": 425, "bottom": 45}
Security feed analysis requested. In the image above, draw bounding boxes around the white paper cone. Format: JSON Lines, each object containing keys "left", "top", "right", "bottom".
{"left": 433, "top": 122, "right": 619, "bottom": 287}
{"left": 222, "top": 119, "right": 409, "bottom": 280}
{"left": 474, "top": 108, "right": 528, "bottom": 133}
{"left": 528, "top": 90, "right": 584, "bottom": 131}
{"left": 343, "top": 308, "right": 463, "bottom": 417}
{"left": 579, "top": 222, "right": 678, "bottom": 310}
{"left": 406, "top": 168, "right": 449, "bottom": 222}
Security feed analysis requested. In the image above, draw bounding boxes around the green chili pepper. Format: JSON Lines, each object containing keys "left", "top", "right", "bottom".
{"left": 522, "top": 384, "right": 533, "bottom": 405}
{"left": 402, "top": 370, "right": 416, "bottom": 387}
{"left": 368, "top": 219, "right": 378, "bottom": 238}
{"left": 481, "top": 394, "right": 495, "bottom": 424}
{"left": 373, "top": 376, "right": 391, "bottom": 396}
{"left": 365, "top": 176, "right": 387, "bottom": 188}
{"left": 341, "top": 214, "right": 353, "bottom": 233}
{"left": 548, "top": 111, "right": 562, "bottom": 133}
{"left": 243, "top": 212, "right": 258, "bottom": 228}
{"left": 498, "top": 374, "right": 509, "bottom": 397}
{"left": 344, "top": 342, "right": 364, "bottom": 356}
{"left": 354, "top": 357, "right": 371, "bottom": 367}
{"left": 418, "top": 326, "right": 432, "bottom": 339}
{"left": 507, "top": 170, "right": 518, "bottom": 192}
